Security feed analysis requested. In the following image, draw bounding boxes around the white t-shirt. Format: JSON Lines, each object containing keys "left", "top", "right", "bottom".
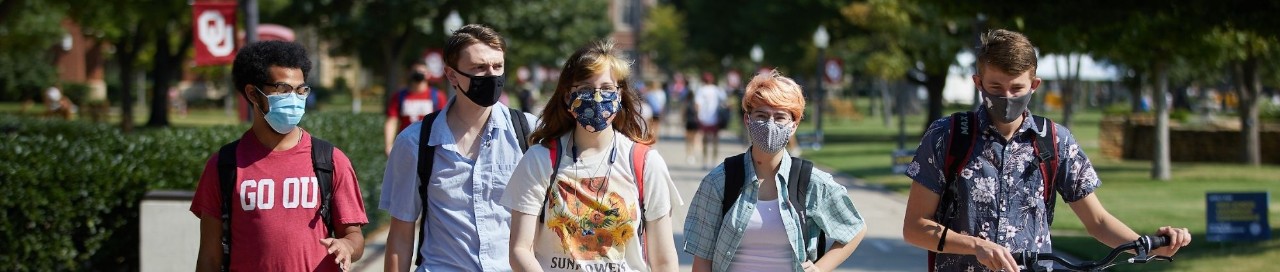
{"left": 727, "top": 199, "right": 794, "bottom": 272}
{"left": 501, "top": 132, "right": 683, "bottom": 272}
{"left": 694, "top": 85, "right": 725, "bottom": 126}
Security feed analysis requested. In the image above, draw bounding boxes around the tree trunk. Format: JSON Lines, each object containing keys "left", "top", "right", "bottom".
{"left": 118, "top": 26, "right": 145, "bottom": 133}
{"left": 147, "top": 31, "right": 173, "bottom": 127}
{"left": 1061, "top": 54, "right": 1082, "bottom": 128}
{"left": 1152, "top": 62, "right": 1171, "bottom": 180}
{"left": 1238, "top": 56, "right": 1262, "bottom": 166}
{"left": 923, "top": 71, "right": 946, "bottom": 130}
{"left": 380, "top": 29, "right": 413, "bottom": 112}
{"left": 146, "top": 29, "right": 193, "bottom": 127}
{"left": 879, "top": 79, "right": 891, "bottom": 126}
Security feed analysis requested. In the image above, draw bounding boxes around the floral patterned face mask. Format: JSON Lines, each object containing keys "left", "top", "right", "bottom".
{"left": 569, "top": 88, "right": 620, "bottom": 133}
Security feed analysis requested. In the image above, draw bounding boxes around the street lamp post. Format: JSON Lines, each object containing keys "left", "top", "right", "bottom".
{"left": 812, "top": 26, "right": 829, "bottom": 148}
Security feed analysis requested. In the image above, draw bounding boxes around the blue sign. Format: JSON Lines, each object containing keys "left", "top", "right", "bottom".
{"left": 1206, "top": 192, "right": 1271, "bottom": 242}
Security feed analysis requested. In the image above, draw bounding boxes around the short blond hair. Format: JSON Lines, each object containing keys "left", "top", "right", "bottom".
{"left": 742, "top": 70, "right": 805, "bottom": 121}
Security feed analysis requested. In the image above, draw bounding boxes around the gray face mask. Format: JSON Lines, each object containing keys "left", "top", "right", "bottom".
{"left": 981, "top": 88, "right": 1034, "bottom": 123}
{"left": 747, "top": 120, "right": 794, "bottom": 154}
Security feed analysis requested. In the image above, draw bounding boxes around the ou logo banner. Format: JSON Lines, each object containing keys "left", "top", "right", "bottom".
{"left": 193, "top": 2, "right": 238, "bottom": 66}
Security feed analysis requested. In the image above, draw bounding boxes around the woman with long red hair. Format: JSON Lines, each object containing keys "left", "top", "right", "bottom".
{"left": 502, "top": 39, "right": 682, "bottom": 272}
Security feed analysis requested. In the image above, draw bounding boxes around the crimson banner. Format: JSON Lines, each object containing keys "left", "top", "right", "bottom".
{"left": 193, "top": 2, "right": 238, "bottom": 66}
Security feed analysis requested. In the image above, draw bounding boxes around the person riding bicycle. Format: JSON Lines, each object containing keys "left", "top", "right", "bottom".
{"left": 901, "top": 29, "right": 1192, "bottom": 272}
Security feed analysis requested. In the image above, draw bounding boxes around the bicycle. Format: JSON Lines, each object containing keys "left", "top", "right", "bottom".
{"left": 1013, "top": 235, "right": 1173, "bottom": 272}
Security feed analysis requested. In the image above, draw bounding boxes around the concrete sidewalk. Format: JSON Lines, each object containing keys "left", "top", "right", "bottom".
{"left": 352, "top": 130, "right": 924, "bottom": 271}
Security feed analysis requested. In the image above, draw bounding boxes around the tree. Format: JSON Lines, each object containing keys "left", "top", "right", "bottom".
{"left": 280, "top": 0, "right": 611, "bottom": 103}
{"left": 640, "top": 3, "right": 688, "bottom": 79}
{"left": 144, "top": 2, "right": 193, "bottom": 127}
{"left": 0, "top": 0, "right": 64, "bottom": 103}
{"left": 842, "top": 0, "right": 969, "bottom": 127}
{"left": 1208, "top": 28, "right": 1276, "bottom": 166}
{"left": 681, "top": 0, "right": 845, "bottom": 73}
{"left": 59, "top": 0, "right": 193, "bottom": 130}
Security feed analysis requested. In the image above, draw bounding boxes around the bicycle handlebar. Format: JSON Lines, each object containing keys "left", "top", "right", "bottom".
{"left": 1012, "top": 235, "right": 1173, "bottom": 272}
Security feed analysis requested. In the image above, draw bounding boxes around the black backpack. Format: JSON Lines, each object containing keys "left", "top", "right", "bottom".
{"left": 722, "top": 154, "right": 828, "bottom": 260}
{"left": 216, "top": 136, "right": 337, "bottom": 272}
{"left": 928, "top": 111, "right": 1063, "bottom": 271}
{"left": 413, "top": 108, "right": 531, "bottom": 265}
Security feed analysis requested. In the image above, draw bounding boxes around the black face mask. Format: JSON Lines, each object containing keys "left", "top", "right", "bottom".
{"left": 454, "top": 69, "right": 504, "bottom": 107}
{"left": 980, "top": 86, "right": 1035, "bottom": 124}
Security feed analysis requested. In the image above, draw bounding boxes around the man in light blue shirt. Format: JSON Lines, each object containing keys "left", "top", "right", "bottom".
{"left": 380, "top": 24, "right": 535, "bottom": 272}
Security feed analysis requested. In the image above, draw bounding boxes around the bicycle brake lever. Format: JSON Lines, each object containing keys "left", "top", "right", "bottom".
{"left": 1128, "top": 255, "right": 1173, "bottom": 264}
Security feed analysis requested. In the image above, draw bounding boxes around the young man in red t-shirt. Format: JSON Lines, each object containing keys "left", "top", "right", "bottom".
{"left": 191, "top": 41, "right": 368, "bottom": 272}
{"left": 384, "top": 63, "right": 448, "bottom": 156}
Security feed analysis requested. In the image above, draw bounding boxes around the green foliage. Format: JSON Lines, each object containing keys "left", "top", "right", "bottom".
{"left": 480, "top": 0, "right": 612, "bottom": 68}
{"left": 640, "top": 3, "right": 689, "bottom": 76}
{"left": 0, "top": 112, "right": 386, "bottom": 270}
{"left": 0, "top": 0, "right": 66, "bottom": 101}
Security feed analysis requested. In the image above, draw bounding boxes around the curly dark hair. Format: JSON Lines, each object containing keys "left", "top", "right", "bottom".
{"left": 232, "top": 40, "right": 312, "bottom": 98}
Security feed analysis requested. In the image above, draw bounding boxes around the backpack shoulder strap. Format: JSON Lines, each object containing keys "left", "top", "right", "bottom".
{"left": 509, "top": 108, "right": 530, "bottom": 152}
{"left": 311, "top": 136, "right": 337, "bottom": 239}
{"left": 931, "top": 111, "right": 979, "bottom": 267}
{"left": 216, "top": 140, "right": 240, "bottom": 272}
{"left": 414, "top": 112, "right": 440, "bottom": 266}
{"left": 722, "top": 154, "right": 747, "bottom": 217}
{"left": 631, "top": 143, "right": 652, "bottom": 261}
{"left": 538, "top": 140, "right": 563, "bottom": 224}
{"left": 1030, "top": 115, "right": 1061, "bottom": 225}
{"left": 788, "top": 157, "right": 825, "bottom": 260}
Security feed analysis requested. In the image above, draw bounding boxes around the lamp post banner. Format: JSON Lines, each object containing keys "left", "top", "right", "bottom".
{"left": 193, "top": 2, "right": 238, "bottom": 66}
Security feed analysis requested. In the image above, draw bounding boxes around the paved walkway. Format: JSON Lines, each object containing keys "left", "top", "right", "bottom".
{"left": 352, "top": 129, "right": 925, "bottom": 271}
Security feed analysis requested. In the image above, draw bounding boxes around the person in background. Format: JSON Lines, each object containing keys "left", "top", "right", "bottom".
{"left": 644, "top": 79, "right": 667, "bottom": 138}
{"left": 385, "top": 63, "right": 449, "bottom": 156}
{"left": 694, "top": 72, "right": 727, "bottom": 169}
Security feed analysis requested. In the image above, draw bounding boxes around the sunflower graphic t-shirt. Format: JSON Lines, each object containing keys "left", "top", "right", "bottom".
{"left": 501, "top": 133, "right": 681, "bottom": 272}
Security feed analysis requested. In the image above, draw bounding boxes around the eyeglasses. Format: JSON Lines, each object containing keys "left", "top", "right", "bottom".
{"left": 748, "top": 110, "right": 794, "bottom": 125}
{"left": 258, "top": 82, "right": 311, "bottom": 96}
{"left": 573, "top": 84, "right": 620, "bottom": 95}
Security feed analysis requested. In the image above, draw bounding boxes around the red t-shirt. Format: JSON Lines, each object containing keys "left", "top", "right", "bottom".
{"left": 387, "top": 87, "right": 447, "bottom": 132}
{"left": 190, "top": 130, "right": 367, "bottom": 272}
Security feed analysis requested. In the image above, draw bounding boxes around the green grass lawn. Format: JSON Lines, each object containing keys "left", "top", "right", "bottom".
{"left": 804, "top": 100, "right": 1279, "bottom": 271}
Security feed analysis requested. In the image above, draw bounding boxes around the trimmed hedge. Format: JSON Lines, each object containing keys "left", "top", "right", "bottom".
{"left": 0, "top": 112, "right": 386, "bottom": 271}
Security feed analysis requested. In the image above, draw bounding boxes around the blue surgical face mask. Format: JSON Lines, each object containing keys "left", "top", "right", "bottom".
{"left": 255, "top": 87, "right": 307, "bottom": 134}
{"left": 568, "top": 89, "right": 620, "bottom": 133}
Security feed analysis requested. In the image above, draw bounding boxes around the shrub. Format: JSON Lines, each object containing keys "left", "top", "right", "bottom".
{"left": 0, "top": 111, "right": 386, "bottom": 271}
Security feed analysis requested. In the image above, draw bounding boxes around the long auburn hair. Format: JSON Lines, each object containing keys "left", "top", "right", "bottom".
{"left": 530, "top": 39, "right": 653, "bottom": 146}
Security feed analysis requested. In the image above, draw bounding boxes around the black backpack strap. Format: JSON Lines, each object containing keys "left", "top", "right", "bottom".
{"left": 1030, "top": 115, "right": 1061, "bottom": 226}
{"left": 414, "top": 112, "right": 440, "bottom": 266}
{"left": 509, "top": 108, "right": 531, "bottom": 152}
{"left": 930, "top": 111, "right": 979, "bottom": 269}
{"left": 538, "top": 139, "right": 564, "bottom": 224}
{"left": 788, "top": 157, "right": 824, "bottom": 260}
{"left": 311, "top": 137, "right": 336, "bottom": 239}
{"left": 216, "top": 140, "right": 239, "bottom": 272}
{"left": 721, "top": 154, "right": 748, "bottom": 218}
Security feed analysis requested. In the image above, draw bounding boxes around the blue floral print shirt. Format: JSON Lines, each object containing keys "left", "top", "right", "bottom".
{"left": 906, "top": 107, "right": 1101, "bottom": 272}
